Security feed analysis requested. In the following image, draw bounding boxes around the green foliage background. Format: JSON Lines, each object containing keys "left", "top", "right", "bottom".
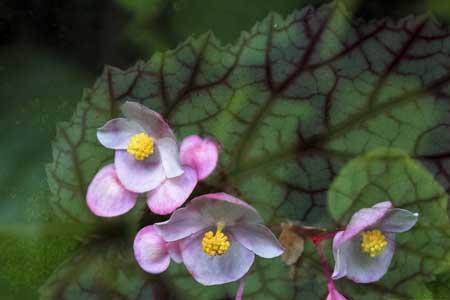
{"left": 2, "top": 0, "right": 450, "bottom": 299}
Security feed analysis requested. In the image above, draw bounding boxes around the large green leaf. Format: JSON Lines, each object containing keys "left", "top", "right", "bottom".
{"left": 329, "top": 148, "right": 450, "bottom": 299}
{"left": 46, "top": 2, "right": 450, "bottom": 299}
{"left": 39, "top": 241, "right": 162, "bottom": 300}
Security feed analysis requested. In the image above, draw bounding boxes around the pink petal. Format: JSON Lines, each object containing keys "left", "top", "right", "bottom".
{"left": 155, "top": 206, "right": 213, "bottom": 242}
{"left": 121, "top": 101, "right": 174, "bottom": 139}
{"left": 180, "top": 232, "right": 255, "bottom": 286}
{"left": 156, "top": 137, "right": 184, "bottom": 178}
{"left": 334, "top": 201, "right": 393, "bottom": 248}
{"left": 230, "top": 224, "right": 284, "bottom": 258}
{"left": 378, "top": 209, "right": 419, "bottom": 233}
{"left": 114, "top": 149, "right": 166, "bottom": 193}
{"left": 97, "top": 118, "right": 143, "bottom": 150}
{"left": 189, "top": 193, "right": 263, "bottom": 226}
{"left": 168, "top": 241, "right": 183, "bottom": 263}
{"left": 180, "top": 135, "right": 219, "bottom": 180}
{"left": 147, "top": 166, "right": 198, "bottom": 215}
{"left": 86, "top": 164, "right": 138, "bottom": 217}
{"left": 332, "top": 232, "right": 395, "bottom": 283}
{"left": 133, "top": 225, "right": 171, "bottom": 274}
{"left": 331, "top": 232, "right": 347, "bottom": 280}
{"left": 193, "top": 192, "right": 259, "bottom": 212}
{"left": 326, "top": 282, "right": 347, "bottom": 300}
{"left": 155, "top": 193, "right": 263, "bottom": 243}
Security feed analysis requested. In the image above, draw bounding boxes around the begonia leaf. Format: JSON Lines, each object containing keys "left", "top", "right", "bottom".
{"left": 46, "top": 2, "right": 450, "bottom": 299}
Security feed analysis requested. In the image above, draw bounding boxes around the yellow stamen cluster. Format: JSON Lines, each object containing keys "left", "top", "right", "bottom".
{"left": 361, "top": 229, "right": 388, "bottom": 257}
{"left": 127, "top": 133, "right": 155, "bottom": 160}
{"left": 202, "top": 223, "right": 231, "bottom": 256}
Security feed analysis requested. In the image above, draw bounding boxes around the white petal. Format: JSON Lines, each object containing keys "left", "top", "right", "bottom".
{"left": 156, "top": 137, "right": 183, "bottom": 178}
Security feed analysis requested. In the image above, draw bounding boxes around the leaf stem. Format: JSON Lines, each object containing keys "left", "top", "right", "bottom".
{"left": 311, "top": 237, "right": 333, "bottom": 281}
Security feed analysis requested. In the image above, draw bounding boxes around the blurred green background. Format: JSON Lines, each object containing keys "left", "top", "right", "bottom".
{"left": 1, "top": 0, "right": 450, "bottom": 298}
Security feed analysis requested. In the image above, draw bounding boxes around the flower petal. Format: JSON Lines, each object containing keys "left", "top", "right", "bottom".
{"left": 121, "top": 101, "right": 174, "bottom": 139}
{"left": 133, "top": 225, "right": 171, "bottom": 274}
{"left": 189, "top": 193, "right": 263, "bottom": 226}
{"left": 168, "top": 242, "right": 183, "bottom": 263}
{"left": 229, "top": 224, "right": 284, "bottom": 258}
{"left": 180, "top": 232, "right": 255, "bottom": 285}
{"left": 155, "top": 206, "right": 213, "bottom": 242}
{"left": 147, "top": 166, "right": 198, "bottom": 215}
{"left": 331, "top": 231, "right": 347, "bottom": 280}
{"left": 180, "top": 135, "right": 219, "bottom": 180}
{"left": 379, "top": 208, "right": 419, "bottom": 233}
{"left": 115, "top": 149, "right": 166, "bottom": 193}
{"left": 86, "top": 164, "right": 138, "bottom": 217}
{"left": 332, "top": 232, "right": 395, "bottom": 283}
{"left": 156, "top": 137, "right": 184, "bottom": 178}
{"left": 334, "top": 201, "right": 393, "bottom": 248}
{"left": 97, "top": 118, "right": 143, "bottom": 150}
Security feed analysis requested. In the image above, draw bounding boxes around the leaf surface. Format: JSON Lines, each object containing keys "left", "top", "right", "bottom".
{"left": 39, "top": 242, "right": 162, "bottom": 300}
{"left": 46, "top": 2, "right": 450, "bottom": 299}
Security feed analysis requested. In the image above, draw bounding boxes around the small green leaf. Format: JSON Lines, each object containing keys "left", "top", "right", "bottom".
{"left": 329, "top": 148, "right": 450, "bottom": 299}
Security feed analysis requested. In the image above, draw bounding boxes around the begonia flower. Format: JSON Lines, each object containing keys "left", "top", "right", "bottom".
{"left": 133, "top": 193, "right": 284, "bottom": 286}
{"left": 87, "top": 101, "right": 219, "bottom": 216}
{"left": 332, "top": 201, "right": 418, "bottom": 283}
{"left": 96, "top": 101, "right": 183, "bottom": 193}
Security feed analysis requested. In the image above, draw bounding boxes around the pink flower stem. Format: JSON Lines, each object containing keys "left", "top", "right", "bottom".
{"left": 235, "top": 277, "right": 246, "bottom": 300}
{"left": 312, "top": 238, "right": 332, "bottom": 281}
{"left": 310, "top": 232, "right": 347, "bottom": 300}
{"left": 289, "top": 224, "right": 341, "bottom": 285}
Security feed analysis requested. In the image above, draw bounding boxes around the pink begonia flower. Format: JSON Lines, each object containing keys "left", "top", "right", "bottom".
{"left": 326, "top": 281, "right": 347, "bottom": 300}
{"left": 96, "top": 101, "right": 184, "bottom": 193}
{"left": 87, "top": 102, "right": 219, "bottom": 216}
{"left": 332, "top": 201, "right": 418, "bottom": 283}
{"left": 133, "top": 193, "right": 284, "bottom": 286}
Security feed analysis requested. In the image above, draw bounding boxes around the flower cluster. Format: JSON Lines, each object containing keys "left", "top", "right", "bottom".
{"left": 86, "top": 101, "right": 284, "bottom": 292}
{"left": 87, "top": 101, "right": 219, "bottom": 217}
{"left": 86, "top": 101, "right": 420, "bottom": 299}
